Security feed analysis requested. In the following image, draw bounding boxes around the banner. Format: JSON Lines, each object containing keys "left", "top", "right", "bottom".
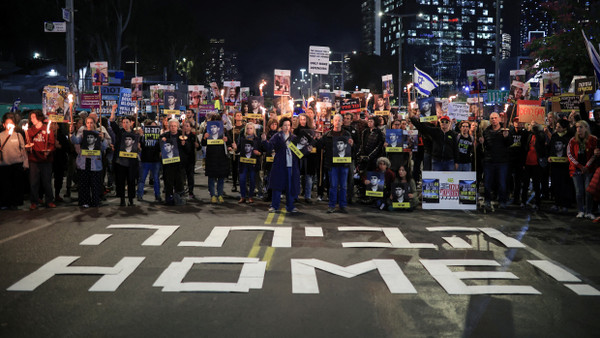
{"left": 467, "top": 69, "right": 487, "bottom": 94}
{"left": 308, "top": 46, "right": 330, "bottom": 75}
{"left": 274, "top": 69, "right": 291, "bottom": 96}
{"left": 517, "top": 100, "right": 545, "bottom": 124}
{"left": 421, "top": 171, "right": 477, "bottom": 210}
{"left": 143, "top": 126, "right": 161, "bottom": 147}
{"left": 551, "top": 94, "right": 580, "bottom": 113}
{"left": 90, "top": 61, "right": 108, "bottom": 86}
{"left": 382, "top": 74, "right": 394, "bottom": 98}
{"left": 118, "top": 88, "right": 136, "bottom": 116}
{"left": 447, "top": 102, "right": 470, "bottom": 121}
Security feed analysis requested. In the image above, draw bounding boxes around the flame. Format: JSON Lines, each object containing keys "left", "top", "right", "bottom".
{"left": 504, "top": 104, "right": 509, "bottom": 113}
{"left": 220, "top": 89, "right": 224, "bottom": 98}
{"left": 315, "top": 102, "right": 321, "bottom": 113}
{"left": 448, "top": 95, "right": 457, "bottom": 102}
{"left": 260, "top": 107, "right": 266, "bottom": 116}
{"left": 366, "top": 93, "right": 373, "bottom": 102}
{"left": 288, "top": 98, "right": 294, "bottom": 111}
{"left": 46, "top": 120, "right": 52, "bottom": 134}
{"left": 259, "top": 80, "right": 267, "bottom": 96}
{"left": 407, "top": 83, "right": 414, "bottom": 89}
{"left": 68, "top": 93, "right": 74, "bottom": 104}
{"left": 307, "top": 97, "right": 314, "bottom": 104}
{"left": 7, "top": 123, "right": 14, "bottom": 135}
{"left": 23, "top": 123, "right": 28, "bottom": 132}
{"left": 134, "top": 106, "right": 138, "bottom": 114}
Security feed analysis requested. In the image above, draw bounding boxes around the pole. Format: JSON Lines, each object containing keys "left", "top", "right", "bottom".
{"left": 398, "top": 18, "right": 403, "bottom": 108}
{"left": 494, "top": 0, "right": 501, "bottom": 90}
{"left": 65, "top": 0, "right": 76, "bottom": 93}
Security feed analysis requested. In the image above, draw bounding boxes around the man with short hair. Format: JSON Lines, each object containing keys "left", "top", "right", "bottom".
{"left": 480, "top": 112, "right": 513, "bottom": 209}
{"left": 409, "top": 112, "right": 457, "bottom": 171}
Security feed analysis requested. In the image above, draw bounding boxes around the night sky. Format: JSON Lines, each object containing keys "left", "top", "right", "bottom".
{"left": 191, "top": 0, "right": 364, "bottom": 87}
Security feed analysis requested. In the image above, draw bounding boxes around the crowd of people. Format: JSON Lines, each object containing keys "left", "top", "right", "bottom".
{"left": 0, "top": 97, "right": 599, "bottom": 221}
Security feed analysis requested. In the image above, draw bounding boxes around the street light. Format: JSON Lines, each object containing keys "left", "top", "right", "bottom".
{"left": 379, "top": 11, "right": 422, "bottom": 107}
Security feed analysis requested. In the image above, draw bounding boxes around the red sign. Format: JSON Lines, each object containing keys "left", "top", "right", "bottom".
{"left": 516, "top": 100, "right": 545, "bottom": 124}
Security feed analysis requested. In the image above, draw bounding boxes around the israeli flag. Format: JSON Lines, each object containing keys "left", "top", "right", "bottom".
{"left": 413, "top": 66, "right": 438, "bottom": 96}
{"left": 582, "top": 30, "right": 600, "bottom": 82}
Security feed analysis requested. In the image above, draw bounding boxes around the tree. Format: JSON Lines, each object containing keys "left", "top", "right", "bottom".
{"left": 526, "top": 0, "right": 600, "bottom": 88}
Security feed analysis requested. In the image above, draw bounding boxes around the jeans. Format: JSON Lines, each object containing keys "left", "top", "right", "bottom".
{"left": 208, "top": 177, "right": 224, "bottom": 197}
{"left": 239, "top": 166, "right": 256, "bottom": 198}
{"left": 329, "top": 166, "right": 349, "bottom": 208}
{"left": 303, "top": 174, "right": 314, "bottom": 199}
{"left": 573, "top": 173, "right": 592, "bottom": 213}
{"left": 423, "top": 152, "right": 432, "bottom": 171}
{"left": 456, "top": 163, "right": 472, "bottom": 171}
{"left": 138, "top": 162, "right": 161, "bottom": 197}
{"left": 522, "top": 165, "right": 541, "bottom": 206}
{"left": 29, "top": 162, "right": 54, "bottom": 204}
{"left": 484, "top": 162, "right": 509, "bottom": 203}
{"left": 272, "top": 167, "right": 294, "bottom": 211}
{"left": 432, "top": 159, "right": 455, "bottom": 171}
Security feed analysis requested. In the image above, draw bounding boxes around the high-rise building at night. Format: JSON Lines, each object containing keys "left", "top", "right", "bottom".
{"left": 361, "top": 0, "right": 381, "bottom": 55}
{"left": 519, "top": 0, "right": 552, "bottom": 55}
{"left": 363, "top": 0, "right": 498, "bottom": 95}
{"left": 205, "top": 38, "right": 240, "bottom": 84}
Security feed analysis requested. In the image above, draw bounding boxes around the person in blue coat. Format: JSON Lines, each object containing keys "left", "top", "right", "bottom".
{"left": 261, "top": 117, "right": 310, "bottom": 213}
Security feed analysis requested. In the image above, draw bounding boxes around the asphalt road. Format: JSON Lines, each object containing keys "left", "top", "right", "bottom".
{"left": 1, "top": 178, "right": 599, "bottom": 337}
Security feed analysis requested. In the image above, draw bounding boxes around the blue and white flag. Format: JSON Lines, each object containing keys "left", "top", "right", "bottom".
{"left": 10, "top": 98, "right": 21, "bottom": 112}
{"left": 582, "top": 30, "right": 600, "bottom": 82}
{"left": 413, "top": 66, "right": 438, "bottom": 96}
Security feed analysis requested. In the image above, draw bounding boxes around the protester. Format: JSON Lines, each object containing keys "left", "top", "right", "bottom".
{"left": 480, "top": 112, "right": 513, "bottom": 209}
{"left": 388, "top": 164, "right": 418, "bottom": 211}
{"left": 317, "top": 114, "right": 353, "bottom": 213}
{"left": 234, "top": 123, "right": 261, "bottom": 203}
{"left": 202, "top": 114, "right": 231, "bottom": 204}
{"left": 0, "top": 113, "right": 28, "bottom": 210}
{"left": 26, "top": 110, "right": 56, "bottom": 210}
{"left": 294, "top": 113, "right": 317, "bottom": 203}
{"left": 261, "top": 118, "right": 279, "bottom": 202}
{"left": 455, "top": 120, "right": 474, "bottom": 171}
{"left": 109, "top": 105, "right": 139, "bottom": 206}
{"left": 363, "top": 156, "right": 395, "bottom": 210}
{"left": 71, "top": 117, "right": 108, "bottom": 208}
{"left": 181, "top": 121, "right": 199, "bottom": 199}
{"left": 520, "top": 122, "right": 546, "bottom": 210}
{"left": 548, "top": 119, "right": 573, "bottom": 213}
{"left": 262, "top": 117, "right": 307, "bottom": 213}
{"left": 161, "top": 119, "right": 187, "bottom": 205}
{"left": 567, "top": 120, "right": 598, "bottom": 219}
{"left": 410, "top": 113, "right": 457, "bottom": 171}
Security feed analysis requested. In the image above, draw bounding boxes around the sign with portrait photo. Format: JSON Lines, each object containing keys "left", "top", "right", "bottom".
{"left": 418, "top": 97, "right": 436, "bottom": 121}
{"left": 90, "top": 61, "right": 108, "bottom": 86}
{"left": 385, "top": 129, "right": 403, "bottom": 152}
{"left": 391, "top": 182, "right": 412, "bottom": 209}
{"left": 274, "top": 69, "right": 291, "bottom": 96}
{"left": 542, "top": 72, "right": 561, "bottom": 97}
{"left": 160, "top": 138, "right": 180, "bottom": 164}
{"left": 403, "top": 130, "right": 419, "bottom": 153}
{"left": 373, "top": 94, "right": 390, "bottom": 115}
{"left": 42, "top": 85, "right": 69, "bottom": 122}
{"left": 319, "top": 92, "right": 335, "bottom": 108}
{"left": 382, "top": 74, "right": 394, "bottom": 98}
{"left": 188, "top": 85, "right": 204, "bottom": 108}
{"left": 150, "top": 85, "right": 165, "bottom": 106}
{"left": 365, "top": 171, "right": 384, "bottom": 197}
{"left": 247, "top": 96, "right": 264, "bottom": 119}
{"left": 467, "top": 69, "right": 487, "bottom": 94}
{"left": 223, "top": 81, "right": 241, "bottom": 107}
{"left": 206, "top": 121, "right": 224, "bottom": 145}
{"left": 332, "top": 136, "right": 351, "bottom": 163}
{"left": 422, "top": 171, "right": 477, "bottom": 210}
{"left": 81, "top": 130, "right": 101, "bottom": 156}
{"left": 131, "top": 77, "right": 143, "bottom": 101}
{"left": 118, "top": 132, "right": 138, "bottom": 158}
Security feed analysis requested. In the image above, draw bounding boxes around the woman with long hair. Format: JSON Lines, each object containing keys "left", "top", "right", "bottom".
{"left": 567, "top": 120, "right": 598, "bottom": 219}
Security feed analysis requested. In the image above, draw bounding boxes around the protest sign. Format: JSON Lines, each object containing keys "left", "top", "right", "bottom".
{"left": 80, "top": 93, "right": 101, "bottom": 109}
{"left": 143, "top": 126, "right": 161, "bottom": 147}
{"left": 188, "top": 85, "right": 204, "bottom": 108}
{"left": 422, "top": 171, "right": 477, "bottom": 210}
{"left": 467, "top": 69, "right": 487, "bottom": 94}
{"left": 90, "top": 61, "right": 108, "bottom": 86}
{"left": 131, "top": 77, "right": 143, "bottom": 101}
{"left": 42, "top": 85, "right": 69, "bottom": 120}
{"left": 274, "top": 69, "right": 291, "bottom": 96}
{"left": 308, "top": 46, "right": 330, "bottom": 75}
{"left": 340, "top": 98, "right": 361, "bottom": 114}
{"left": 542, "top": 72, "right": 561, "bottom": 97}
{"left": 551, "top": 94, "right": 580, "bottom": 113}
{"left": 447, "top": 102, "right": 470, "bottom": 121}
{"left": 118, "top": 88, "right": 136, "bottom": 116}
{"left": 517, "top": 100, "right": 545, "bottom": 124}
{"left": 382, "top": 74, "right": 394, "bottom": 98}
{"left": 575, "top": 77, "right": 596, "bottom": 95}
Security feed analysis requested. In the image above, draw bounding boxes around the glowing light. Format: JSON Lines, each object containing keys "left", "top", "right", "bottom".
{"left": 46, "top": 120, "right": 52, "bottom": 134}
{"left": 22, "top": 123, "right": 28, "bottom": 132}
{"left": 259, "top": 80, "right": 267, "bottom": 96}
{"left": 7, "top": 123, "right": 15, "bottom": 135}
{"left": 68, "top": 93, "right": 74, "bottom": 104}
{"left": 288, "top": 98, "right": 294, "bottom": 111}
{"left": 366, "top": 93, "right": 373, "bottom": 102}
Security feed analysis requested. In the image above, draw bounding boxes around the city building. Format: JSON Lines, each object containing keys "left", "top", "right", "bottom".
{"left": 204, "top": 38, "right": 240, "bottom": 84}
{"left": 363, "top": 0, "right": 499, "bottom": 96}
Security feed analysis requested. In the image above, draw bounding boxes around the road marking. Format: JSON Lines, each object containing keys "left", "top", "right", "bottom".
{"left": 247, "top": 233, "right": 264, "bottom": 258}
{"left": 276, "top": 211, "right": 286, "bottom": 224}
{"left": 0, "top": 213, "right": 75, "bottom": 245}
{"left": 263, "top": 247, "right": 276, "bottom": 270}
{"left": 265, "top": 212, "right": 275, "bottom": 224}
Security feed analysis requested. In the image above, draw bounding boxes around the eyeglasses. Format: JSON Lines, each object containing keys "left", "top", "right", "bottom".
{"left": 440, "top": 120, "right": 450, "bottom": 124}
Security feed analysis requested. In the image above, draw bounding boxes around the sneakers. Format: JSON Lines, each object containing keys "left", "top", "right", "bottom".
{"left": 81, "top": 204, "right": 90, "bottom": 208}
{"left": 289, "top": 208, "right": 300, "bottom": 214}
{"left": 327, "top": 207, "right": 335, "bottom": 213}
{"left": 576, "top": 211, "right": 585, "bottom": 218}
{"left": 211, "top": 196, "right": 218, "bottom": 204}
{"left": 155, "top": 196, "right": 163, "bottom": 203}
{"left": 47, "top": 202, "right": 57, "bottom": 208}
{"left": 550, "top": 205, "right": 559, "bottom": 212}
{"left": 137, "top": 195, "right": 144, "bottom": 202}
{"left": 268, "top": 207, "right": 277, "bottom": 213}
{"left": 317, "top": 196, "right": 323, "bottom": 202}
{"left": 231, "top": 186, "right": 238, "bottom": 192}
{"left": 339, "top": 207, "right": 348, "bottom": 213}
{"left": 585, "top": 213, "right": 595, "bottom": 220}
{"left": 29, "top": 203, "right": 37, "bottom": 210}
{"left": 218, "top": 196, "right": 224, "bottom": 204}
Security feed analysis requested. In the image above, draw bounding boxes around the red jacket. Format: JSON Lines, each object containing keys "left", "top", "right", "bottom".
{"left": 27, "top": 124, "right": 55, "bottom": 163}
{"left": 567, "top": 135, "right": 597, "bottom": 177}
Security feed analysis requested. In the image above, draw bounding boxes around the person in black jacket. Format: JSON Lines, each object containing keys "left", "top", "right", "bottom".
{"left": 409, "top": 113, "right": 457, "bottom": 171}
{"left": 358, "top": 116, "right": 385, "bottom": 172}
{"left": 548, "top": 118, "right": 574, "bottom": 213}
{"left": 181, "top": 121, "right": 199, "bottom": 199}
{"left": 160, "top": 119, "right": 186, "bottom": 205}
{"left": 479, "top": 112, "right": 513, "bottom": 209}
{"left": 233, "top": 123, "right": 261, "bottom": 203}
{"left": 109, "top": 105, "right": 139, "bottom": 206}
{"left": 137, "top": 120, "right": 162, "bottom": 202}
